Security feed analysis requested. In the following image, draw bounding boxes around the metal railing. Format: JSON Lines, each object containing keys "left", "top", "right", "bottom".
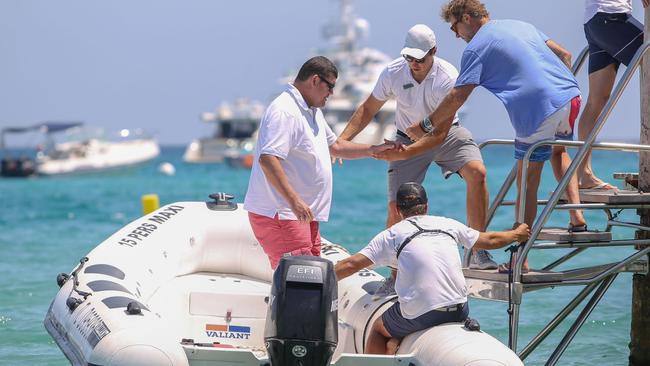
{"left": 470, "top": 41, "right": 650, "bottom": 362}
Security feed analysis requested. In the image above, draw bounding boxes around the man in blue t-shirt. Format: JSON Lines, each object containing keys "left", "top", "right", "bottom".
{"left": 375, "top": 0, "right": 587, "bottom": 272}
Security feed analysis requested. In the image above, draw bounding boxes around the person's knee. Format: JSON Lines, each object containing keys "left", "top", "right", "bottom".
{"left": 462, "top": 162, "right": 487, "bottom": 185}
{"left": 551, "top": 146, "right": 567, "bottom": 159}
{"left": 586, "top": 89, "right": 611, "bottom": 110}
{"left": 372, "top": 317, "right": 391, "bottom": 338}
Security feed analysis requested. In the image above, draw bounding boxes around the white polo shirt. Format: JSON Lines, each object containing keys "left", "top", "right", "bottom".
{"left": 584, "top": 0, "right": 632, "bottom": 23}
{"left": 244, "top": 84, "right": 337, "bottom": 222}
{"left": 359, "top": 215, "right": 479, "bottom": 319}
{"left": 372, "top": 57, "right": 460, "bottom": 133}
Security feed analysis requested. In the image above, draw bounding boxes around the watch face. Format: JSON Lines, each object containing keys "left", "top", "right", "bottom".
{"left": 422, "top": 117, "right": 433, "bottom": 131}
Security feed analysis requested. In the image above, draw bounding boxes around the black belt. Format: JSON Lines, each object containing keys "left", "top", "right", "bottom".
{"left": 396, "top": 122, "right": 459, "bottom": 141}
{"left": 434, "top": 303, "right": 465, "bottom": 312}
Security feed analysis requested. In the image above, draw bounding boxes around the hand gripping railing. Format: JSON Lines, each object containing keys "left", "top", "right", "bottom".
{"left": 506, "top": 41, "right": 650, "bottom": 353}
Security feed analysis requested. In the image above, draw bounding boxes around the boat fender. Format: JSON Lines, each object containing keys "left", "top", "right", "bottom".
{"left": 126, "top": 301, "right": 142, "bottom": 315}
{"left": 464, "top": 317, "right": 481, "bottom": 332}
{"left": 56, "top": 273, "right": 70, "bottom": 288}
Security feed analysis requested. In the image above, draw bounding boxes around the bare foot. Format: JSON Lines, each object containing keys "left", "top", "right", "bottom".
{"left": 579, "top": 176, "right": 617, "bottom": 190}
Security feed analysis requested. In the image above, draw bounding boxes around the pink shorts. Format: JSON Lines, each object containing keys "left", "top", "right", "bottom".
{"left": 248, "top": 212, "right": 322, "bottom": 269}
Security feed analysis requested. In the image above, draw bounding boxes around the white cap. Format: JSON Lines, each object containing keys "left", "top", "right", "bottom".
{"left": 401, "top": 24, "right": 436, "bottom": 59}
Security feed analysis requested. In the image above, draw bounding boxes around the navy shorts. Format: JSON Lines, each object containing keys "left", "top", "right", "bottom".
{"left": 584, "top": 12, "right": 644, "bottom": 74}
{"left": 382, "top": 301, "right": 469, "bottom": 339}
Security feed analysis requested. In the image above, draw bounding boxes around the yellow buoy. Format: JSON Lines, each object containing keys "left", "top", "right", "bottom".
{"left": 141, "top": 194, "right": 160, "bottom": 215}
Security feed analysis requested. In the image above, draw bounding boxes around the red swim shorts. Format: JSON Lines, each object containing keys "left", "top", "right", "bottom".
{"left": 248, "top": 211, "right": 321, "bottom": 269}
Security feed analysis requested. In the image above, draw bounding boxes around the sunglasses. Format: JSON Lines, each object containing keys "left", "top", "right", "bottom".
{"left": 450, "top": 18, "right": 461, "bottom": 33}
{"left": 402, "top": 54, "right": 427, "bottom": 64}
{"left": 318, "top": 75, "right": 336, "bottom": 91}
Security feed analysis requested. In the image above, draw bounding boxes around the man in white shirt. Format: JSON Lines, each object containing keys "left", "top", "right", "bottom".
{"left": 339, "top": 24, "right": 496, "bottom": 271}
{"left": 244, "top": 56, "right": 396, "bottom": 269}
{"left": 334, "top": 182, "right": 530, "bottom": 354}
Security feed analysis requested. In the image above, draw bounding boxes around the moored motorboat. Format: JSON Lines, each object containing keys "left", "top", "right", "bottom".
{"left": 1, "top": 122, "right": 159, "bottom": 177}
{"left": 183, "top": 99, "right": 263, "bottom": 164}
{"left": 44, "top": 194, "right": 523, "bottom": 366}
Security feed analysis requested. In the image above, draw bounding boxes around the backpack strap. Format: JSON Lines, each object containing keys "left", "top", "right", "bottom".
{"left": 396, "top": 219, "right": 456, "bottom": 259}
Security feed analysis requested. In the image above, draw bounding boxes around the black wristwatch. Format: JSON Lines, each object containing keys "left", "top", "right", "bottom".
{"left": 420, "top": 116, "right": 433, "bottom": 133}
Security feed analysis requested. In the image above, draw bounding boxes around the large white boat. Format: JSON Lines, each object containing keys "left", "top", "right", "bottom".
{"left": 183, "top": 99, "right": 263, "bottom": 163}
{"left": 44, "top": 194, "right": 522, "bottom": 366}
{"left": 0, "top": 122, "right": 159, "bottom": 177}
{"left": 304, "top": 0, "right": 397, "bottom": 144}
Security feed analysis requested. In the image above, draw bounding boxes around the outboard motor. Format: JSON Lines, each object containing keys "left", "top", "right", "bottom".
{"left": 265, "top": 256, "right": 338, "bottom": 366}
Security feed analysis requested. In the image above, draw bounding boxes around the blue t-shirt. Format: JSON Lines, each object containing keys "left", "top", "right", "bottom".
{"left": 455, "top": 20, "right": 580, "bottom": 138}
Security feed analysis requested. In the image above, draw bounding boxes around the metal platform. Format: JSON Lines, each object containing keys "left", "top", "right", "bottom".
{"left": 537, "top": 227, "right": 612, "bottom": 242}
{"left": 554, "top": 188, "right": 650, "bottom": 204}
{"left": 579, "top": 189, "right": 650, "bottom": 204}
{"left": 464, "top": 260, "right": 648, "bottom": 302}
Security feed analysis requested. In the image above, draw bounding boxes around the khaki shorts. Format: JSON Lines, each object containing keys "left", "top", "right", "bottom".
{"left": 388, "top": 124, "right": 483, "bottom": 201}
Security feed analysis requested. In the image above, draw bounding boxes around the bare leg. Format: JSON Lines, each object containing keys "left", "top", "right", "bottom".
{"left": 386, "top": 201, "right": 401, "bottom": 227}
{"left": 459, "top": 160, "right": 488, "bottom": 231}
{"left": 458, "top": 161, "right": 489, "bottom": 260}
{"left": 550, "top": 146, "right": 586, "bottom": 227}
{"left": 577, "top": 64, "right": 617, "bottom": 188}
{"left": 365, "top": 317, "right": 393, "bottom": 354}
{"left": 514, "top": 160, "right": 546, "bottom": 270}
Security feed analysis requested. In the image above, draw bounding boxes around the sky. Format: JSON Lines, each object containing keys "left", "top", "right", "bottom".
{"left": 1, "top": 0, "right": 648, "bottom": 146}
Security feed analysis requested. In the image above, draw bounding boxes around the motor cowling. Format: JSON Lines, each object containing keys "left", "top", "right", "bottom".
{"left": 264, "top": 256, "right": 338, "bottom": 366}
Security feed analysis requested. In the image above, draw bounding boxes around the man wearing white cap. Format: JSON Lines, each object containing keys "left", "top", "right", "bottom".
{"left": 339, "top": 24, "right": 496, "bottom": 276}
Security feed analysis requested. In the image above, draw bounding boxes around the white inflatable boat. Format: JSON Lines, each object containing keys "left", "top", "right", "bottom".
{"left": 45, "top": 195, "right": 523, "bottom": 366}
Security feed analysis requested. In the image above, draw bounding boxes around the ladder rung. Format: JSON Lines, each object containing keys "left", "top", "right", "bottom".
{"left": 464, "top": 260, "right": 647, "bottom": 302}
{"left": 553, "top": 189, "right": 650, "bottom": 204}
{"left": 537, "top": 227, "right": 612, "bottom": 242}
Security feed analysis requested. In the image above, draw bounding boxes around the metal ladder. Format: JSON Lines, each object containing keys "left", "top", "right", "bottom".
{"left": 463, "top": 41, "right": 650, "bottom": 365}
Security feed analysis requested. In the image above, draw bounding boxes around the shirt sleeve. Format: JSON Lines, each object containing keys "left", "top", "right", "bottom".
{"left": 256, "top": 108, "right": 295, "bottom": 159}
{"left": 371, "top": 67, "right": 393, "bottom": 101}
{"left": 447, "top": 218, "right": 480, "bottom": 250}
{"left": 359, "top": 229, "right": 394, "bottom": 267}
{"left": 324, "top": 117, "right": 337, "bottom": 146}
{"left": 537, "top": 28, "right": 550, "bottom": 42}
{"left": 455, "top": 50, "right": 483, "bottom": 87}
{"left": 438, "top": 66, "right": 458, "bottom": 95}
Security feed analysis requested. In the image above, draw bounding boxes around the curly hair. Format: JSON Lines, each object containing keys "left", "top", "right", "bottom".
{"left": 440, "top": 0, "right": 489, "bottom": 23}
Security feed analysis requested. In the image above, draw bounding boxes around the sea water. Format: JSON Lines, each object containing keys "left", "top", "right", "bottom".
{"left": 0, "top": 145, "right": 641, "bottom": 365}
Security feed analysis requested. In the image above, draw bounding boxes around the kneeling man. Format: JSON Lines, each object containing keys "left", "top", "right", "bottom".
{"left": 334, "top": 182, "right": 530, "bottom": 354}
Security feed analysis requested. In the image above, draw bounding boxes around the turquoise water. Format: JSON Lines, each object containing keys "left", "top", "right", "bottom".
{"left": 0, "top": 145, "right": 641, "bottom": 365}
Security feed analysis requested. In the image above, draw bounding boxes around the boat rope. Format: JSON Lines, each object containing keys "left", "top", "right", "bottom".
{"left": 504, "top": 242, "right": 523, "bottom": 347}
{"left": 70, "top": 257, "right": 92, "bottom": 299}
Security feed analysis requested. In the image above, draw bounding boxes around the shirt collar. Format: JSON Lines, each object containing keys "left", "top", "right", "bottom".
{"left": 287, "top": 83, "right": 312, "bottom": 112}
{"left": 425, "top": 57, "right": 438, "bottom": 80}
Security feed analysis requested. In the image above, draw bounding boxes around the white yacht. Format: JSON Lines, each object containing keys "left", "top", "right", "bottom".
{"left": 301, "top": 0, "right": 397, "bottom": 144}
{"left": 1, "top": 122, "right": 159, "bottom": 177}
{"left": 183, "top": 99, "right": 263, "bottom": 163}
